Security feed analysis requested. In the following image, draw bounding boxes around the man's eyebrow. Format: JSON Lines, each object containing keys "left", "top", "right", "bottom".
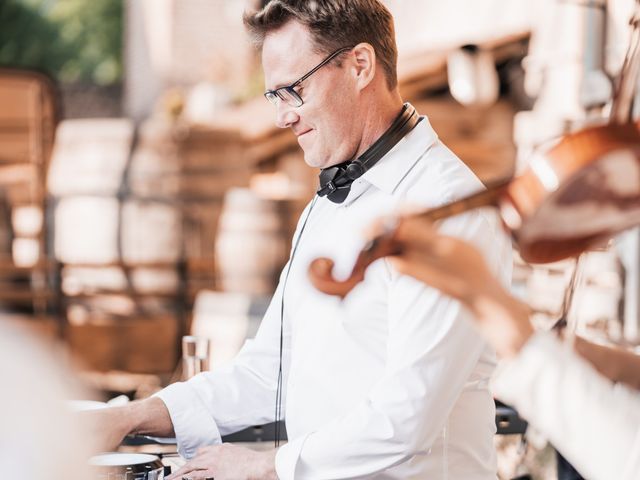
{"left": 267, "top": 78, "right": 296, "bottom": 91}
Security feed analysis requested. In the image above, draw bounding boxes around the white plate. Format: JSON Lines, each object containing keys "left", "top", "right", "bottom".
{"left": 68, "top": 400, "right": 109, "bottom": 411}
{"left": 90, "top": 452, "right": 159, "bottom": 466}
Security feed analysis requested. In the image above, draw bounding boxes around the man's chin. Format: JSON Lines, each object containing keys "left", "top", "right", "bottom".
{"left": 301, "top": 150, "right": 342, "bottom": 169}
{"left": 302, "top": 152, "right": 326, "bottom": 169}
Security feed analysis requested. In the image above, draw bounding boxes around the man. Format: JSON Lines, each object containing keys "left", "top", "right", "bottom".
{"left": 386, "top": 215, "right": 640, "bottom": 480}
{"left": 92, "top": 1, "right": 511, "bottom": 478}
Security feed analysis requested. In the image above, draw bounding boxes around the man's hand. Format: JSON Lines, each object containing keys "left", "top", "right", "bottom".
{"left": 167, "top": 444, "right": 278, "bottom": 480}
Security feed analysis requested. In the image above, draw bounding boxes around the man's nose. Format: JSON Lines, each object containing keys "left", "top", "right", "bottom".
{"left": 275, "top": 101, "right": 300, "bottom": 129}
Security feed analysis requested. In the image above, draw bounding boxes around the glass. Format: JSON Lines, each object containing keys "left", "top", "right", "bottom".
{"left": 181, "top": 335, "right": 210, "bottom": 380}
{"left": 264, "top": 46, "right": 352, "bottom": 107}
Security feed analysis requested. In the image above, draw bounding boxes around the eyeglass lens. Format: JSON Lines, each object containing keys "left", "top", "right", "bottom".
{"left": 265, "top": 87, "right": 303, "bottom": 107}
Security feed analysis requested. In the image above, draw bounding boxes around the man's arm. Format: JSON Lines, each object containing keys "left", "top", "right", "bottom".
{"left": 153, "top": 276, "right": 290, "bottom": 459}
{"left": 81, "top": 259, "right": 292, "bottom": 458}
{"left": 83, "top": 396, "right": 174, "bottom": 451}
{"left": 85, "top": 199, "right": 315, "bottom": 470}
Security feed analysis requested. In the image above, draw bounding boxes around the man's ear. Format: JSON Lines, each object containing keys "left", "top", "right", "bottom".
{"left": 350, "top": 43, "right": 376, "bottom": 91}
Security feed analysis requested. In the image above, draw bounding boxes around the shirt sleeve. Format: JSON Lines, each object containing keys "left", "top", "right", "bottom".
{"left": 155, "top": 199, "right": 318, "bottom": 458}
{"left": 492, "top": 331, "right": 640, "bottom": 480}
{"left": 156, "top": 202, "right": 320, "bottom": 458}
{"left": 275, "top": 211, "right": 509, "bottom": 479}
{"left": 155, "top": 275, "right": 289, "bottom": 458}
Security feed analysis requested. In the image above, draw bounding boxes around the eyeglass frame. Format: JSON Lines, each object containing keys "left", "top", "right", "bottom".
{"left": 264, "top": 46, "right": 353, "bottom": 107}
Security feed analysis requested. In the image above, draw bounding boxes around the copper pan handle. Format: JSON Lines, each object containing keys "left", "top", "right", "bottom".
{"left": 308, "top": 178, "right": 512, "bottom": 298}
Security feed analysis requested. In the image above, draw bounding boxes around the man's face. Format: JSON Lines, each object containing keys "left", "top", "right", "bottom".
{"left": 262, "top": 21, "right": 361, "bottom": 169}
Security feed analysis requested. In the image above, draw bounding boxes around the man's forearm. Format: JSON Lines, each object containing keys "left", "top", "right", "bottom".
{"left": 128, "top": 396, "right": 176, "bottom": 437}
{"left": 84, "top": 396, "right": 175, "bottom": 451}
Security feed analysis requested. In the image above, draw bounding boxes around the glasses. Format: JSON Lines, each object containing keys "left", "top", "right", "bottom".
{"left": 264, "top": 46, "right": 352, "bottom": 107}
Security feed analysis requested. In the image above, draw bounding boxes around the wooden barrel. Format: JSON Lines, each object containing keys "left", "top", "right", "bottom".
{"left": 129, "top": 119, "right": 255, "bottom": 297}
{"left": 48, "top": 119, "right": 133, "bottom": 196}
{"left": 53, "top": 196, "right": 182, "bottom": 293}
{"left": 215, "top": 188, "right": 287, "bottom": 295}
{"left": 49, "top": 119, "right": 182, "bottom": 295}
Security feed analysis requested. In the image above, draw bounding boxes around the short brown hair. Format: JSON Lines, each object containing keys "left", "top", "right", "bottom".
{"left": 244, "top": 0, "right": 398, "bottom": 89}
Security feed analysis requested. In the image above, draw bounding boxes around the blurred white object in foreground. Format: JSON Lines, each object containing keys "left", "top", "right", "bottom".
{"left": 0, "top": 322, "right": 92, "bottom": 479}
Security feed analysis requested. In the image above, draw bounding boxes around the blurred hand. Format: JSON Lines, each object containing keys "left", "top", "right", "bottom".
{"left": 388, "top": 215, "right": 502, "bottom": 304}
{"left": 166, "top": 443, "right": 277, "bottom": 480}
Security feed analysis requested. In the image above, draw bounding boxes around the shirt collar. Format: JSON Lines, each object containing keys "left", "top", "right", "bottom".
{"left": 339, "top": 116, "right": 438, "bottom": 206}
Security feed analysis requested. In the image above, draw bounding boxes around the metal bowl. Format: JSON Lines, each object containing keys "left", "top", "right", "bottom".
{"left": 89, "top": 452, "right": 165, "bottom": 479}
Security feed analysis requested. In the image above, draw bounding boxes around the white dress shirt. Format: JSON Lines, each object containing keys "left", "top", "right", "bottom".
{"left": 493, "top": 331, "right": 640, "bottom": 480}
{"left": 157, "top": 116, "right": 512, "bottom": 479}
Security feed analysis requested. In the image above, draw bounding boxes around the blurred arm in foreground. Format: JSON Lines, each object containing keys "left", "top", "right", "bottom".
{"left": 0, "top": 322, "right": 93, "bottom": 479}
{"left": 383, "top": 215, "right": 640, "bottom": 480}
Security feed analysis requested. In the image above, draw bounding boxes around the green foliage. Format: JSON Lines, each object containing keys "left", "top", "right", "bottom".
{"left": 0, "top": 0, "right": 123, "bottom": 85}
{"left": 0, "top": 0, "right": 69, "bottom": 75}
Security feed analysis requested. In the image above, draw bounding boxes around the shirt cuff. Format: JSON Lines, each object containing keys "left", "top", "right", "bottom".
{"left": 154, "top": 382, "right": 222, "bottom": 458}
{"left": 274, "top": 433, "right": 310, "bottom": 480}
{"left": 491, "top": 331, "right": 563, "bottom": 404}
